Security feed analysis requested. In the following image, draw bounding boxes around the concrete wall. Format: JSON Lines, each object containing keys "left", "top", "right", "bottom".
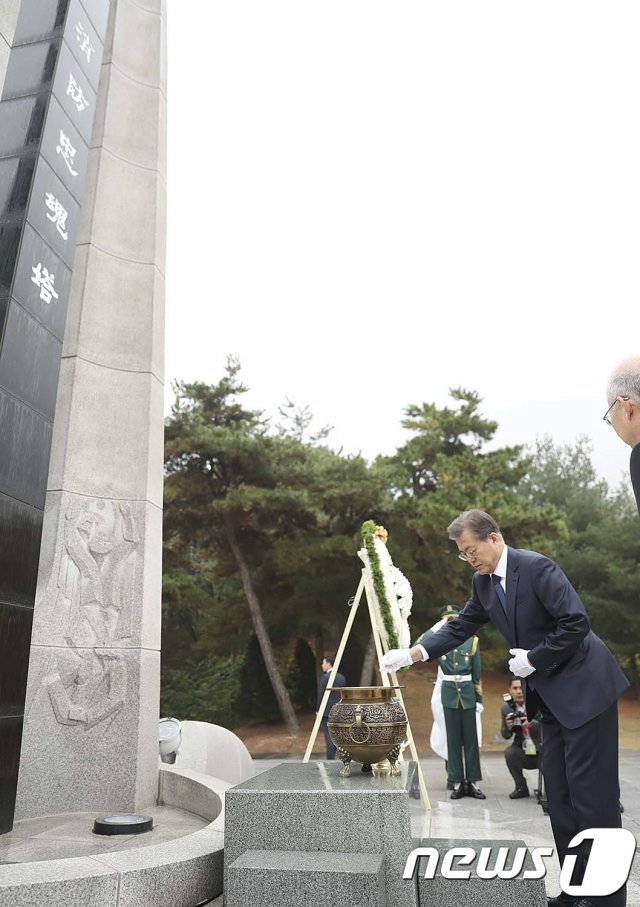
{"left": 0, "top": 1, "right": 21, "bottom": 95}
{"left": 15, "top": 0, "right": 167, "bottom": 818}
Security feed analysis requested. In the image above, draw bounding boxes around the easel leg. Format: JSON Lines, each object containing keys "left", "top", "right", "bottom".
{"left": 302, "top": 576, "right": 365, "bottom": 763}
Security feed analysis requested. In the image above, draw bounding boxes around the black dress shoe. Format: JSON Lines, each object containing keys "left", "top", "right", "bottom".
{"left": 449, "top": 782, "right": 465, "bottom": 799}
{"left": 466, "top": 781, "right": 486, "bottom": 799}
{"left": 446, "top": 780, "right": 455, "bottom": 791}
{"left": 509, "top": 786, "right": 530, "bottom": 799}
{"left": 547, "top": 893, "right": 576, "bottom": 906}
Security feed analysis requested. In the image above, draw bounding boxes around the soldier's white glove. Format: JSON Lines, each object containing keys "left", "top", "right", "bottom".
{"left": 475, "top": 703, "right": 484, "bottom": 714}
{"left": 508, "top": 648, "right": 535, "bottom": 678}
{"left": 381, "top": 649, "right": 413, "bottom": 672}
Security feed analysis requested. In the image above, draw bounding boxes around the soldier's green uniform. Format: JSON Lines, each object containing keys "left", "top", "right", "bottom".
{"left": 416, "top": 604, "right": 483, "bottom": 786}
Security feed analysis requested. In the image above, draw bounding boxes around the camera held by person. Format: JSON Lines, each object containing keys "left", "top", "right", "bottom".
{"left": 501, "top": 677, "right": 540, "bottom": 798}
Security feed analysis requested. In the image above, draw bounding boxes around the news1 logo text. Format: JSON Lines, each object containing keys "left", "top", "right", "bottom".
{"left": 404, "top": 828, "right": 637, "bottom": 898}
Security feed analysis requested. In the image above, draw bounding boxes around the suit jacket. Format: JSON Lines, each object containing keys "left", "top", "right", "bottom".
{"left": 631, "top": 442, "right": 640, "bottom": 515}
{"left": 317, "top": 670, "right": 346, "bottom": 718}
{"left": 420, "top": 547, "right": 629, "bottom": 729}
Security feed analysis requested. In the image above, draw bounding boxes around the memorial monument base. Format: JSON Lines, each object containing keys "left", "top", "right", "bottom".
{"left": 224, "top": 761, "right": 547, "bottom": 907}
{"left": 0, "top": 766, "right": 225, "bottom": 907}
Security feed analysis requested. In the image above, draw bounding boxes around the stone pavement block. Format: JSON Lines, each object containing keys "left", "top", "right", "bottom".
{"left": 92, "top": 826, "right": 224, "bottom": 907}
{"left": 0, "top": 857, "right": 118, "bottom": 907}
{"left": 226, "top": 849, "right": 385, "bottom": 907}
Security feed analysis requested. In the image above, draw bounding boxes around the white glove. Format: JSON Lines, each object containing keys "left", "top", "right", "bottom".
{"left": 476, "top": 703, "right": 484, "bottom": 714}
{"left": 381, "top": 649, "right": 413, "bottom": 672}
{"left": 508, "top": 648, "right": 535, "bottom": 678}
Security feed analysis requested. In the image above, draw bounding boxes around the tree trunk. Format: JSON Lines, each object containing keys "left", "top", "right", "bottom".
{"left": 223, "top": 512, "right": 301, "bottom": 736}
{"left": 359, "top": 632, "right": 376, "bottom": 686}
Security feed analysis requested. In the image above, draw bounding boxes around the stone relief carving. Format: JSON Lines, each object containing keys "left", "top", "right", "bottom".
{"left": 40, "top": 498, "right": 143, "bottom": 729}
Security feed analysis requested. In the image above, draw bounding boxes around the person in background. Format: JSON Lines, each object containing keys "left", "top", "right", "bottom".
{"left": 501, "top": 676, "right": 540, "bottom": 799}
{"left": 605, "top": 357, "right": 640, "bottom": 514}
{"left": 316, "top": 655, "right": 346, "bottom": 760}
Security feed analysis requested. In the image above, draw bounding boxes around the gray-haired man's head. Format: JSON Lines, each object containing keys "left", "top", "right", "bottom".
{"left": 447, "top": 510, "right": 504, "bottom": 575}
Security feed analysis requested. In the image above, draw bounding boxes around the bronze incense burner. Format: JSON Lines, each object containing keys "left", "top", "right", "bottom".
{"left": 326, "top": 686, "right": 407, "bottom": 777}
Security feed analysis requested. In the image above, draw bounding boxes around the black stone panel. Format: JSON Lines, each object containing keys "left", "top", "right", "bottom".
{"left": 0, "top": 717, "right": 24, "bottom": 834}
{"left": 0, "top": 0, "right": 111, "bottom": 839}
{"left": 0, "top": 301, "right": 63, "bottom": 421}
{"left": 0, "top": 293, "right": 9, "bottom": 345}
{"left": 0, "top": 494, "right": 43, "bottom": 609}
{"left": 39, "top": 94, "right": 89, "bottom": 202}
{"left": 28, "top": 156, "right": 81, "bottom": 269}
{"left": 0, "top": 223, "right": 24, "bottom": 299}
{"left": 0, "top": 390, "right": 52, "bottom": 509}
{"left": 79, "top": 0, "right": 110, "bottom": 40}
{"left": 0, "top": 154, "right": 37, "bottom": 224}
{"left": 11, "top": 221, "right": 71, "bottom": 341}
{"left": 66, "top": 0, "right": 104, "bottom": 91}
{"left": 0, "top": 93, "right": 49, "bottom": 156}
{"left": 52, "top": 40, "right": 97, "bottom": 146}
{"left": 1, "top": 39, "right": 61, "bottom": 101}
{"left": 0, "top": 604, "right": 34, "bottom": 715}
{"left": 13, "top": 0, "right": 70, "bottom": 47}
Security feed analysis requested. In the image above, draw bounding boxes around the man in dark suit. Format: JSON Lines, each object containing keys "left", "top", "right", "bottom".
{"left": 605, "top": 358, "right": 640, "bottom": 514}
{"left": 316, "top": 655, "right": 346, "bottom": 760}
{"left": 382, "top": 509, "right": 629, "bottom": 907}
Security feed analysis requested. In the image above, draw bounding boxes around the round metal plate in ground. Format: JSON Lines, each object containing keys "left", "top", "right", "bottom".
{"left": 93, "top": 815, "right": 154, "bottom": 835}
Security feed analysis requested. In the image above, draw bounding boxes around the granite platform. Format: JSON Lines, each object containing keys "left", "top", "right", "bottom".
{"left": 224, "top": 761, "right": 416, "bottom": 907}
{"left": 223, "top": 760, "right": 550, "bottom": 907}
{"left": 219, "top": 752, "right": 640, "bottom": 907}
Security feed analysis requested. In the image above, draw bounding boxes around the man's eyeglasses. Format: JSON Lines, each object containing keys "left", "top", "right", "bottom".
{"left": 458, "top": 546, "right": 479, "bottom": 562}
{"left": 603, "top": 395, "right": 630, "bottom": 426}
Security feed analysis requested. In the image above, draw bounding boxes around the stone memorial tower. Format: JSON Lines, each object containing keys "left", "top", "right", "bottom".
{"left": 0, "top": 0, "right": 166, "bottom": 827}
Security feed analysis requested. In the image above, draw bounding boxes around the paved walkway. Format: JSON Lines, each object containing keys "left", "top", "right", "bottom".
{"left": 210, "top": 750, "right": 639, "bottom": 905}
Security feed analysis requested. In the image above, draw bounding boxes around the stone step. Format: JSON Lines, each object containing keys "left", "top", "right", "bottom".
{"left": 225, "top": 848, "right": 386, "bottom": 907}
{"left": 411, "top": 838, "right": 547, "bottom": 907}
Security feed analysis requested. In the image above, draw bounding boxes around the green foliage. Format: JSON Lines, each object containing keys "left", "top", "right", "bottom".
{"left": 237, "top": 635, "right": 281, "bottom": 724}
{"left": 160, "top": 655, "right": 244, "bottom": 727}
{"left": 377, "top": 389, "right": 566, "bottom": 636}
{"left": 161, "top": 366, "right": 640, "bottom": 719}
{"left": 522, "top": 436, "right": 640, "bottom": 691}
{"left": 285, "top": 637, "right": 317, "bottom": 711}
{"left": 361, "top": 520, "right": 399, "bottom": 649}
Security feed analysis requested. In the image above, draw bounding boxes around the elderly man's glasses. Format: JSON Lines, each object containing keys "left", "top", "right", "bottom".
{"left": 458, "top": 546, "right": 479, "bottom": 562}
{"left": 603, "top": 396, "right": 630, "bottom": 426}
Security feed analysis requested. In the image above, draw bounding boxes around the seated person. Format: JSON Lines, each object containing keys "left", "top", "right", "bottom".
{"left": 501, "top": 676, "right": 540, "bottom": 799}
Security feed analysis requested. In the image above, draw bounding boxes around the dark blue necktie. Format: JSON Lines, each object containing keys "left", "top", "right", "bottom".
{"left": 492, "top": 574, "right": 507, "bottom": 617}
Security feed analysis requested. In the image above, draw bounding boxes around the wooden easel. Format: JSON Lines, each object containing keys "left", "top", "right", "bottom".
{"left": 303, "top": 566, "right": 431, "bottom": 810}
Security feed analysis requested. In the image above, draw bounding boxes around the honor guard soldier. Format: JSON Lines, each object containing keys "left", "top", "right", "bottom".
{"left": 416, "top": 604, "right": 485, "bottom": 799}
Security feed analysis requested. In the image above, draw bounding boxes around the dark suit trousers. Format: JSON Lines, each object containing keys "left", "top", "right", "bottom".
{"left": 539, "top": 699, "right": 624, "bottom": 907}
{"left": 321, "top": 718, "right": 336, "bottom": 759}
{"left": 504, "top": 742, "right": 539, "bottom": 788}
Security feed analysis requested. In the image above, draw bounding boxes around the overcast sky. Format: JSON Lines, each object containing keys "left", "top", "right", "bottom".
{"left": 166, "top": 0, "right": 638, "bottom": 490}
